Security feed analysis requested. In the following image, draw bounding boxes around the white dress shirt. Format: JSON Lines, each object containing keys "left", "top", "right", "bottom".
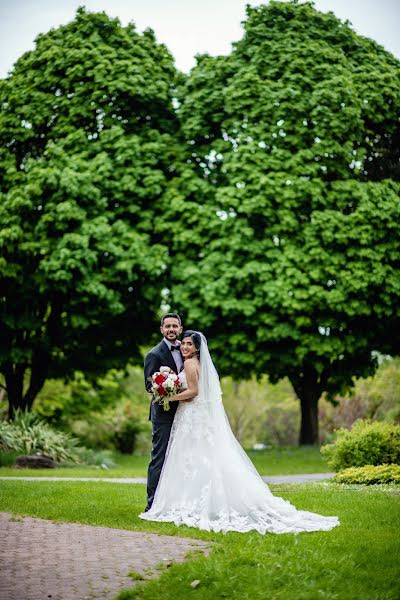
{"left": 163, "top": 338, "right": 183, "bottom": 373}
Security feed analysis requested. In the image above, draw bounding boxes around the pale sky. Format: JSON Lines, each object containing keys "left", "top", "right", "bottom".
{"left": 0, "top": 0, "right": 399, "bottom": 78}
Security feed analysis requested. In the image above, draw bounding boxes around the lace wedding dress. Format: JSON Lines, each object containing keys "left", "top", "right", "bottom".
{"left": 139, "top": 333, "right": 339, "bottom": 534}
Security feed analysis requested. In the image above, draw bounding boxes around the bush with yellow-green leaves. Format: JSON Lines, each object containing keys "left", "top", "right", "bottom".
{"left": 334, "top": 464, "right": 400, "bottom": 485}
{"left": 321, "top": 420, "right": 400, "bottom": 470}
{"left": 322, "top": 420, "right": 400, "bottom": 485}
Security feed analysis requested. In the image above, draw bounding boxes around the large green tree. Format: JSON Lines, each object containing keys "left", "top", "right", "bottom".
{"left": 0, "top": 8, "right": 179, "bottom": 417}
{"left": 163, "top": 1, "right": 400, "bottom": 443}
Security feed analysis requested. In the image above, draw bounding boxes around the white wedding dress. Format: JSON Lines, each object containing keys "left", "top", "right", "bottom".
{"left": 139, "top": 334, "right": 339, "bottom": 534}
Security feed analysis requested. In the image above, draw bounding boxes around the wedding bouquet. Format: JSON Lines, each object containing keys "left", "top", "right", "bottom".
{"left": 150, "top": 366, "right": 181, "bottom": 411}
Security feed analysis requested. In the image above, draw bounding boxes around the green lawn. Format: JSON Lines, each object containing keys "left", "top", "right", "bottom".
{"left": 0, "top": 480, "right": 399, "bottom": 599}
{"left": 247, "top": 446, "right": 329, "bottom": 475}
{"left": 0, "top": 446, "right": 329, "bottom": 478}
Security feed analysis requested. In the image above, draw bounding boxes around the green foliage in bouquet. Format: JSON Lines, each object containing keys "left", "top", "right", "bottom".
{"left": 321, "top": 420, "right": 400, "bottom": 470}
{"left": 334, "top": 464, "right": 400, "bottom": 485}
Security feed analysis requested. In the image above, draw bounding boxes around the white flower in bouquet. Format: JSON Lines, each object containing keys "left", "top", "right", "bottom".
{"left": 164, "top": 378, "right": 175, "bottom": 390}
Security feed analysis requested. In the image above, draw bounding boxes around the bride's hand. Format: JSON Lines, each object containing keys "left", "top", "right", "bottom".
{"left": 168, "top": 394, "right": 184, "bottom": 402}
{"left": 170, "top": 395, "right": 194, "bottom": 403}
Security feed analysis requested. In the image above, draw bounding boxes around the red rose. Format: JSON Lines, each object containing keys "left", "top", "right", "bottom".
{"left": 174, "top": 379, "right": 180, "bottom": 387}
{"left": 155, "top": 374, "right": 165, "bottom": 385}
{"left": 158, "top": 386, "right": 167, "bottom": 396}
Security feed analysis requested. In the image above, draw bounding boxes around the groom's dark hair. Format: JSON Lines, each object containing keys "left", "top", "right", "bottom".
{"left": 160, "top": 312, "right": 182, "bottom": 326}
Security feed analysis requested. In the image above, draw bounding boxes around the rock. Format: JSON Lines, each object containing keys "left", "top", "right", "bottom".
{"left": 190, "top": 580, "right": 201, "bottom": 589}
{"left": 15, "top": 454, "right": 56, "bottom": 469}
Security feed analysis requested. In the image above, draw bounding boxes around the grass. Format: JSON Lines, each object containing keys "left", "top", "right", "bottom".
{"left": 247, "top": 446, "right": 329, "bottom": 475}
{"left": 0, "top": 480, "right": 399, "bottom": 599}
{"left": 0, "top": 446, "right": 329, "bottom": 478}
{"left": 0, "top": 453, "right": 149, "bottom": 478}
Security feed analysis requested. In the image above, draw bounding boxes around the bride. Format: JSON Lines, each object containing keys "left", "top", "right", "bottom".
{"left": 139, "top": 331, "right": 339, "bottom": 534}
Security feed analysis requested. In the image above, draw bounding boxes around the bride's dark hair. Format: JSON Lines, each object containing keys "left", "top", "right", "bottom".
{"left": 182, "top": 330, "right": 201, "bottom": 358}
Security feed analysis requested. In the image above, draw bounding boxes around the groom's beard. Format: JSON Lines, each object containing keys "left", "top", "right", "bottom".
{"left": 165, "top": 332, "right": 178, "bottom": 341}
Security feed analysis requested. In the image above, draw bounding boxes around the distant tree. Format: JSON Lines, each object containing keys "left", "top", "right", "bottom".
{"left": 163, "top": 1, "right": 400, "bottom": 443}
{"left": 319, "top": 356, "right": 400, "bottom": 441}
{"left": 222, "top": 376, "right": 298, "bottom": 447}
{"left": 0, "top": 8, "right": 180, "bottom": 418}
{"left": 31, "top": 369, "right": 128, "bottom": 426}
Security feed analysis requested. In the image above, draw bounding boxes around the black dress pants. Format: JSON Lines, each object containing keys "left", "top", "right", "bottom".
{"left": 145, "top": 418, "right": 173, "bottom": 511}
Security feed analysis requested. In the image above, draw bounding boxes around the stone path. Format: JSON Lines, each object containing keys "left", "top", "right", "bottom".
{"left": 264, "top": 472, "right": 334, "bottom": 484}
{"left": 0, "top": 512, "right": 209, "bottom": 600}
{"left": 0, "top": 472, "right": 334, "bottom": 485}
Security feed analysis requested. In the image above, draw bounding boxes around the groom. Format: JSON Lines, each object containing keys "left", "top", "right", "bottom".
{"left": 143, "top": 313, "right": 183, "bottom": 511}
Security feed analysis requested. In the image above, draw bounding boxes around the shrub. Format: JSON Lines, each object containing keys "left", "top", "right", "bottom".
{"left": 0, "top": 450, "right": 19, "bottom": 467}
{"left": 0, "top": 410, "right": 82, "bottom": 463}
{"left": 113, "top": 419, "right": 141, "bottom": 454}
{"left": 318, "top": 356, "right": 400, "bottom": 444}
{"left": 63, "top": 447, "right": 116, "bottom": 468}
{"left": 0, "top": 419, "right": 16, "bottom": 451}
{"left": 321, "top": 420, "right": 400, "bottom": 470}
{"left": 71, "top": 400, "right": 144, "bottom": 454}
{"left": 334, "top": 464, "right": 400, "bottom": 485}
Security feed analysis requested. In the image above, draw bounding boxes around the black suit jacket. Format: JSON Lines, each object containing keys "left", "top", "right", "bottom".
{"left": 144, "top": 340, "right": 181, "bottom": 423}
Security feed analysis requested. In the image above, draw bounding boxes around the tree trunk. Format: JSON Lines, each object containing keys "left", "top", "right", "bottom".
{"left": 0, "top": 386, "right": 7, "bottom": 405}
{"left": 4, "top": 363, "right": 26, "bottom": 419}
{"left": 290, "top": 367, "right": 323, "bottom": 445}
{"left": 3, "top": 299, "right": 59, "bottom": 419}
{"left": 3, "top": 348, "right": 49, "bottom": 419}
{"left": 24, "top": 348, "right": 50, "bottom": 411}
{"left": 298, "top": 391, "right": 319, "bottom": 445}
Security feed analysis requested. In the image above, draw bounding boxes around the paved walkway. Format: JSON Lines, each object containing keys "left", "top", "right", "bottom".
{"left": 0, "top": 512, "right": 209, "bottom": 600}
{"left": 264, "top": 472, "right": 334, "bottom": 484}
{"left": 0, "top": 472, "right": 334, "bottom": 484}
